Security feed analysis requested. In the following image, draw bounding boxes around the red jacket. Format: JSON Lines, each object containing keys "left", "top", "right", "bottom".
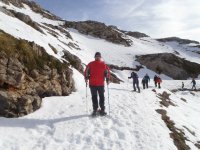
{"left": 156, "top": 77, "right": 162, "bottom": 83}
{"left": 84, "top": 60, "right": 110, "bottom": 86}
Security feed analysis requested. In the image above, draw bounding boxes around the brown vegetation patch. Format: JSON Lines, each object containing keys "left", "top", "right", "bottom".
{"left": 156, "top": 109, "right": 190, "bottom": 150}
{"left": 157, "top": 91, "right": 176, "bottom": 107}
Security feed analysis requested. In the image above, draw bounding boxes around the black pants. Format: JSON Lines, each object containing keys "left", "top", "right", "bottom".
{"left": 90, "top": 86, "right": 105, "bottom": 111}
{"left": 133, "top": 81, "right": 140, "bottom": 92}
{"left": 158, "top": 83, "right": 161, "bottom": 89}
{"left": 142, "top": 83, "right": 145, "bottom": 89}
{"left": 155, "top": 81, "right": 157, "bottom": 87}
{"left": 142, "top": 82, "right": 148, "bottom": 89}
{"left": 192, "top": 84, "right": 196, "bottom": 90}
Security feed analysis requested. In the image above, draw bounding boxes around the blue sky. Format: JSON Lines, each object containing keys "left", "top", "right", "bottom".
{"left": 34, "top": 0, "right": 200, "bottom": 41}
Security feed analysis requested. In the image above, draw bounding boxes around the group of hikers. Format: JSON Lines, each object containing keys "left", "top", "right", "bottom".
{"left": 128, "top": 72, "right": 162, "bottom": 93}
{"left": 84, "top": 52, "right": 198, "bottom": 116}
{"left": 182, "top": 78, "right": 197, "bottom": 90}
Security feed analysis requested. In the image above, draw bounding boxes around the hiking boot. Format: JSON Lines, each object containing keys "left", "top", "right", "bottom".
{"left": 91, "top": 111, "right": 97, "bottom": 117}
{"left": 99, "top": 110, "right": 107, "bottom": 116}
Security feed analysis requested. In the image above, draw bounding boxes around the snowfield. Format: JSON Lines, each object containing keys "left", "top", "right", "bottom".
{"left": 0, "top": 1, "right": 200, "bottom": 150}
{"left": 0, "top": 69, "right": 199, "bottom": 150}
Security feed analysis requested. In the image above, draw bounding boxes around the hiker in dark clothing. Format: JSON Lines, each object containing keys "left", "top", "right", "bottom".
{"left": 191, "top": 78, "right": 196, "bottom": 90}
{"left": 156, "top": 76, "right": 162, "bottom": 89}
{"left": 128, "top": 72, "right": 140, "bottom": 93}
{"left": 142, "top": 77, "right": 146, "bottom": 89}
{"left": 154, "top": 75, "right": 158, "bottom": 87}
{"left": 182, "top": 82, "right": 184, "bottom": 90}
{"left": 143, "top": 74, "right": 150, "bottom": 89}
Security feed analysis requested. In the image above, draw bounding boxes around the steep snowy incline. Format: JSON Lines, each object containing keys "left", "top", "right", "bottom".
{"left": 0, "top": 1, "right": 76, "bottom": 60}
{"left": 162, "top": 41, "right": 200, "bottom": 64}
{"left": 0, "top": 2, "right": 63, "bottom": 25}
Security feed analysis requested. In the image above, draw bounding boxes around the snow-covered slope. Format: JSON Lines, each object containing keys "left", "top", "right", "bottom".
{"left": 1, "top": 70, "right": 200, "bottom": 150}
{"left": 0, "top": 1, "right": 200, "bottom": 150}
{"left": 158, "top": 39, "right": 200, "bottom": 64}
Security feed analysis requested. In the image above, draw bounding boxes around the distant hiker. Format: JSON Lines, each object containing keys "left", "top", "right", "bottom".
{"left": 142, "top": 77, "right": 146, "bottom": 89}
{"left": 143, "top": 74, "right": 150, "bottom": 89}
{"left": 154, "top": 75, "right": 158, "bottom": 87}
{"left": 128, "top": 72, "right": 140, "bottom": 93}
{"left": 156, "top": 76, "right": 162, "bottom": 89}
{"left": 84, "top": 52, "right": 110, "bottom": 116}
{"left": 182, "top": 82, "right": 184, "bottom": 90}
{"left": 191, "top": 78, "right": 196, "bottom": 90}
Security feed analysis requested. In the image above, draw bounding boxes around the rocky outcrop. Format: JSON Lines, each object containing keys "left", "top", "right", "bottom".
{"left": 107, "top": 64, "right": 143, "bottom": 84}
{"left": 136, "top": 53, "right": 200, "bottom": 79}
{"left": 0, "top": 6, "right": 15, "bottom": 17}
{"left": 0, "top": 6, "right": 44, "bottom": 33}
{"left": 64, "top": 20, "right": 132, "bottom": 47}
{"left": 109, "top": 72, "right": 123, "bottom": 84}
{"left": 1, "top": 0, "right": 61, "bottom": 20}
{"left": 62, "top": 51, "right": 84, "bottom": 74}
{"left": 108, "top": 64, "right": 143, "bottom": 71}
{"left": 122, "top": 31, "right": 149, "bottom": 39}
{"left": 0, "top": 30, "right": 75, "bottom": 118}
{"left": 8, "top": 9, "right": 44, "bottom": 33}
{"left": 42, "top": 23, "right": 72, "bottom": 40}
{"left": 157, "top": 37, "right": 199, "bottom": 45}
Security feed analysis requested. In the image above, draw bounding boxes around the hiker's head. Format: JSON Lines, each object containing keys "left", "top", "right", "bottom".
{"left": 94, "top": 52, "right": 101, "bottom": 61}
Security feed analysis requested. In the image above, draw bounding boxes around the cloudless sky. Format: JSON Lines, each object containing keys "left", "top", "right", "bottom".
{"left": 34, "top": 0, "right": 200, "bottom": 42}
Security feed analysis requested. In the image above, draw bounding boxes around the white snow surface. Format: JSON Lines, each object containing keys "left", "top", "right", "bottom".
{"left": 0, "top": 1, "right": 200, "bottom": 150}
{"left": 0, "top": 69, "right": 200, "bottom": 150}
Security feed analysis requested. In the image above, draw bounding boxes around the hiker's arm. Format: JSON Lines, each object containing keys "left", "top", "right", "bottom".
{"left": 84, "top": 64, "right": 90, "bottom": 84}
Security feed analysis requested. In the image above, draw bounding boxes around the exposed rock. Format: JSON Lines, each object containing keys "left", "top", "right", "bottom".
{"left": 136, "top": 53, "right": 200, "bottom": 79}
{"left": 0, "top": 30, "right": 75, "bottom": 118}
{"left": 106, "top": 64, "right": 143, "bottom": 84}
{"left": 195, "top": 141, "right": 200, "bottom": 149}
{"left": 8, "top": 9, "right": 44, "bottom": 33}
{"left": 49, "top": 44, "right": 58, "bottom": 54}
{"left": 156, "top": 109, "right": 190, "bottom": 150}
{"left": 43, "top": 23, "right": 72, "bottom": 39}
{"left": 122, "top": 31, "right": 149, "bottom": 38}
{"left": 1, "top": 0, "right": 24, "bottom": 8}
{"left": 64, "top": 20, "right": 132, "bottom": 47}
{"left": 62, "top": 50, "right": 84, "bottom": 74}
{"left": 171, "top": 88, "right": 200, "bottom": 93}
{"left": 110, "top": 72, "right": 123, "bottom": 84}
{"left": 1, "top": 0, "right": 61, "bottom": 20}
{"left": 191, "top": 45, "right": 200, "bottom": 48}
{"left": 68, "top": 42, "right": 80, "bottom": 50}
{"left": 180, "top": 98, "right": 187, "bottom": 102}
{"left": 0, "top": 6, "right": 15, "bottom": 17}
{"left": 157, "top": 91, "right": 175, "bottom": 107}
{"left": 157, "top": 37, "right": 199, "bottom": 45}
{"left": 108, "top": 64, "right": 143, "bottom": 71}
{"left": 30, "top": 69, "right": 39, "bottom": 79}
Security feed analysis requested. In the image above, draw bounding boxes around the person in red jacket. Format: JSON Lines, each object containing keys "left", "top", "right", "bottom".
{"left": 84, "top": 52, "right": 110, "bottom": 116}
{"left": 156, "top": 76, "right": 162, "bottom": 89}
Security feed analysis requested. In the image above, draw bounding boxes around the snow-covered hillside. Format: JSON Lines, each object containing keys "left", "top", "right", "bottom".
{"left": 0, "top": 1, "right": 200, "bottom": 150}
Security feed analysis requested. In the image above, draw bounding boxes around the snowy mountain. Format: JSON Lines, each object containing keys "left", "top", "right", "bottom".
{"left": 0, "top": 0, "right": 200, "bottom": 150}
